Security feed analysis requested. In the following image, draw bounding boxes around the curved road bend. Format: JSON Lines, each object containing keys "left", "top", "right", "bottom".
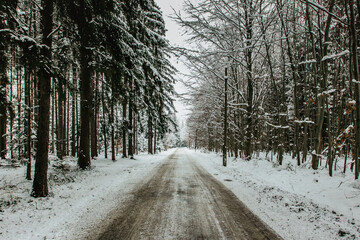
{"left": 89, "top": 149, "right": 282, "bottom": 240}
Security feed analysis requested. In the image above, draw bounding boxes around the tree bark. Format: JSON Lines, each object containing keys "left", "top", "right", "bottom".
{"left": 223, "top": 66, "right": 228, "bottom": 166}
{"left": 66, "top": 89, "right": 70, "bottom": 155}
{"left": 101, "top": 74, "right": 108, "bottom": 159}
{"left": 17, "top": 65, "right": 22, "bottom": 159}
{"left": 51, "top": 79, "right": 55, "bottom": 153}
{"left": 9, "top": 51, "right": 14, "bottom": 159}
{"left": 122, "top": 99, "right": 127, "bottom": 158}
{"left": 76, "top": 88, "right": 79, "bottom": 156}
{"left": 350, "top": 0, "right": 360, "bottom": 179}
{"left": 148, "top": 115, "right": 153, "bottom": 154}
{"left": 91, "top": 73, "right": 97, "bottom": 159}
{"left": 128, "top": 97, "right": 133, "bottom": 158}
{"left": 32, "top": 0, "right": 53, "bottom": 197}
{"left": 0, "top": 45, "right": 7, "bottom": 160}
{"left": 94, "top": 73, "right": 99, "bottom": 156}
{"left": 153, "top": 123, "right": 157, "bottom": 154}
{"left": 133, "top": 114, "right": 137, "bottom": 155}
{"left": 25, "top": 1, "right": 34, "bottom": 179}
{"left": 244, "top": 2, "right": 253, "bottom": 161}
{"left": 71, "top": 68, "right": 76, "bottom": 157}
{"left": 78, "top": 45, "right": 92, "bottom": 169}
{"left": 57, "top": 78, "right": 64, "bottom": 159}
{"left": 111, "top": 95, "right": 115, "bottom": 161}
{"left": 25, "top": 66, "right": 31, "bottom": 180}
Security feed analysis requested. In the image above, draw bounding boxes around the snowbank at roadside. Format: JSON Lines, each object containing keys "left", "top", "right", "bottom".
{"left": 189, "top": 148, "right": 360, "bottom": 240}
{"left": 0, "top": 149, "right": 175, "bottom": 240}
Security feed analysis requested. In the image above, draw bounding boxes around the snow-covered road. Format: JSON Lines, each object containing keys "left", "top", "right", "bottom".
{"left": 2, "top": 148, "right": 359, "bottom": 239}
{"left": 87, "top": 149, "right": 281, "bottom": 239}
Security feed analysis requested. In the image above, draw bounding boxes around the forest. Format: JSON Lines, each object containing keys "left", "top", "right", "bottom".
{"left": 2, "top": 0, "right": 360, "bottom": 197}
{"left": 178, "top": 0, "right": 360, "bottom": 179}
{"left": 2, "top": 1, "right": 360, "bottom": 238}
{"left": 0, "top": 0, "right": 176, "bottom": 197}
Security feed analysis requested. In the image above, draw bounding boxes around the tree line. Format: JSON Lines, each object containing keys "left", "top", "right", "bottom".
{"left": 177, "top": 0, "right": 360, "bottom": 179}
{"left": 0, "top": 0, "right": 176, "bottom": 197}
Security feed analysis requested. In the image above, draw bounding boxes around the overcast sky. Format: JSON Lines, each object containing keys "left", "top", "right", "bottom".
{"left": 155, "top": 0, "right": 186, "bottom": 47}
{"left": 155, "top": 0, "right": 190, "bottom": 127}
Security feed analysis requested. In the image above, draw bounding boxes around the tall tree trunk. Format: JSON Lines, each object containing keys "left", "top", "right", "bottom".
{"left": 25, "top": 67, "right": 31, "bottom": 180}
{"left": 71, "top": 68, "right": 76, "bottom": 157}
{"left": 51, "top": 79, "right": 55, "bottom": 153}
{"left": 76, "top": 89, "right": 79, "bottom": 156}
{"left": 63, "top": 88, "right": 67, "bottom": 156}
{"left": 78, "top": 45, "right": 92, "bottom": 169}
{"left": 93, "top": 73, "right": 99, "bottom": 157}
{"left": 350, "top": 0, "right": 360, "bottom": 179}
{"left": 66, "top": 89, "right": 70, "bottom": 155}
{"left": 32, "top": 0, "right": 53, "bottom": 197}
{"left": 90, "top": 73, "right": 96, "bottom": 159}
{"left": 101, "top": 75, "right": 108, "bottom": 159}
{"left": 57, "top": 79, "right": 64, "bottom": 159}
{"left": 223, "top": 66, "right": 228, "bottom": 166}
{"left": 148, "top": 115, "right": 153, "bottom": 154}
{"left": 25, "top": 1, "right": 34, "bottom": 179}
{"left": 17, "top": 65, "right": 22, "bottom": 159}
{"left": 111, "top": 96, "right": 115, "bottom": 161}
{"left": 0, "top": 0, "right": 16, "bottom": 159}
{"left": 304, "top": 2, "right": 318, "bottom": 164}
{"left": 0, "top": 45, "right": 7, "bottom": 159}
{"left": 122, "top": 99, "right": 127, "bottom": 158}
{"left": 327, "top": 98, "right": 333, "bottom": 176}
{"left": 9, "top": 51, "right": 14, "bottom": 159}
{"left": 153, "top": 123, "right": 156, "bottom": 154}
{"left": 128, "top": 98, "right": 133, "bottom": 158}
{"left": 244, "top": 3, "right": 253, "bottom": 161}
{"left": 133, "top": 115, "right": 137, "bottom": 155}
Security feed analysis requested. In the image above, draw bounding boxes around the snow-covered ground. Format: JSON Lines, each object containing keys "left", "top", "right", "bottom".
{"left": 189, "top": 148, "right": 360, "bottom": 240}
{"left": 2, "top": 147, "right": 360, "bottom": 239}
{"left": 0, "top": 149, "right": 176, "bottom": 240}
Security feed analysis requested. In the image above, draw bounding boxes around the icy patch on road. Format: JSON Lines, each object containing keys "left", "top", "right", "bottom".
{"left": 0, "top": 149, "right": 175, "bottom": 240}
{"left": 189, "top": 149, "right": 360, "bottom": 240}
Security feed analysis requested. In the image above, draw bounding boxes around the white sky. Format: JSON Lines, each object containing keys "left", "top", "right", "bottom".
{"left": 155, "top": 0, "right": 190, "bottom": 127}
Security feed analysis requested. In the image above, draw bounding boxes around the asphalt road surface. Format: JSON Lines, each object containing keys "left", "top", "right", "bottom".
{"left": 89, "top": 149, "right": 282, "bottom": 240}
